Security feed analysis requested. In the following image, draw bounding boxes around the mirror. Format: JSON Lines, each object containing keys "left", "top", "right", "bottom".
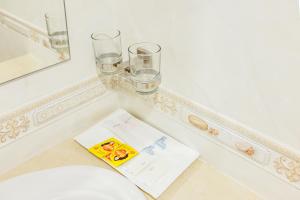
{"left": 0, "top": 0, "right": 69, "bottom": 84}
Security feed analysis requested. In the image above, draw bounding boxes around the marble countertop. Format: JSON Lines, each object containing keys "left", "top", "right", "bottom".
{"left": 0, "top": 139, "right": 261, "bottom": 200}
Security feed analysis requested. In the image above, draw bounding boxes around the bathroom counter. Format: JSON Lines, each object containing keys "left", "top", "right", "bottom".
{"left": 0, "top": 139, "right": 261, "bottom": 200}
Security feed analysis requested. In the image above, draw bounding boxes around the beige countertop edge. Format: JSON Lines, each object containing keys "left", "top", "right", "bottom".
{"left": 0, "top": 139, "right": 261, "bottom": 200}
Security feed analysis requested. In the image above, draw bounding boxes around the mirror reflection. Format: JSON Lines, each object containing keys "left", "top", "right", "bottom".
{"left": 0, "top": 0, "right": 69, "bottom": 84}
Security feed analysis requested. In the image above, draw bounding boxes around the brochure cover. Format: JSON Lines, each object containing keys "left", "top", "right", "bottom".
{"left": 75, "top": 109, "right": 199, "bottom": 198}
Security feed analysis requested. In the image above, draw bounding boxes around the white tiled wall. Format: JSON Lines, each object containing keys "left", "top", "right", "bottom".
{"left": 102, "top": 0, "right": 300, "bottom": 150}
{"left": 0, "top": 0, "right": 299, "bottom": 151}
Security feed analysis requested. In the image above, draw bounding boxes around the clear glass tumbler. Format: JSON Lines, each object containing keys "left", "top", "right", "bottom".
{"left": 91, "top": 30, "right": 122, "bottom": 74}
{"left": 128, "top": 42, "right": 161, "bottom": 94}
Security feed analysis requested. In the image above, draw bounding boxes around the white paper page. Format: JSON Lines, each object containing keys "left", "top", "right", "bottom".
{"left": 75, "top": 109, "right": 199, "bottom": 198}
{"left": 119, "top": 135, "right": 199, "bottom": 197}
{"left": 100, "top": 109, "right": 162, "bottom": 151}
{"left": 74, "top": 125, "right": 117, "bottom": 148}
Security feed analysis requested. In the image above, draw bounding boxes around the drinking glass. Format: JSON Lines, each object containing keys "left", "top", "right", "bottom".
{"left": 128, "top": 42, "right": 161, "bottom": 94}
{"left": 91, "top": 30, "right": 122, "bottom": 74}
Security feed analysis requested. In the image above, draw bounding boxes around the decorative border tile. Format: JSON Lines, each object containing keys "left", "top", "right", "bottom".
{"left": 33, "top": 84, "right": 106, "bottom": 125}
{"left": 0, "top": 74, "right": 299, "bottom": 190}
{"left": 106, "top": 76, "right": 300, "bottom": 190}
{"left": 0, "top": 77, "right": 107, "bottom": 148}
{"left": 0, "top": 114, "right": 30, "bottom": 144}
{"left": 274, "top": 156, "right": 300, "bottom": 182}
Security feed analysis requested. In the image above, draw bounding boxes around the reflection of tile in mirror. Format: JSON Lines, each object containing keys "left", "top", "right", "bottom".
{"left": 0, "top": 54, "right": 39, "bottom": 83}
{"left": 0, "top": 0, "right": 70, "bottom": 84}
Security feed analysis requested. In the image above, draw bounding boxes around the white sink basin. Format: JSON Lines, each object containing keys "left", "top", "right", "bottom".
{"left": 0, "top": 166, "right": 147, "bottom": 200}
